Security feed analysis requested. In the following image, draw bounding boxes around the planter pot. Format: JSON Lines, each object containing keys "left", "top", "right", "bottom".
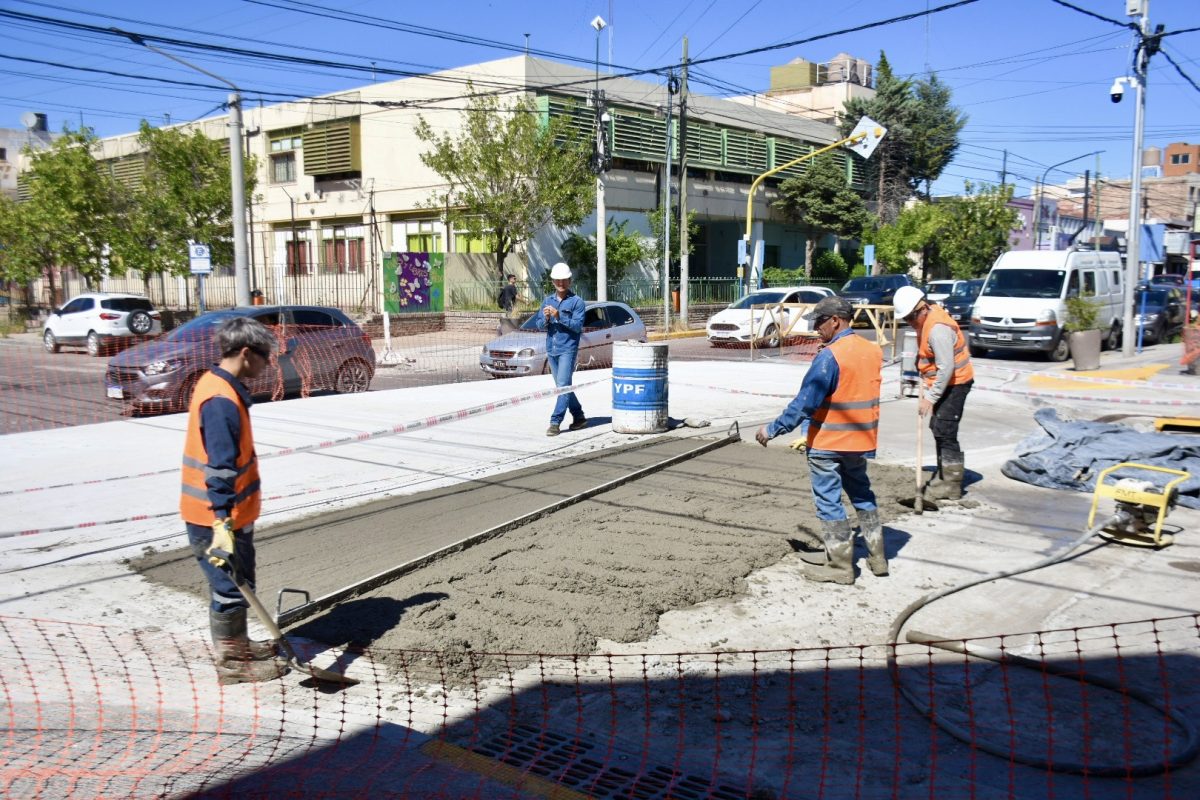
{"left": 1069, "top": 328, "right": 1102, "bottom": 371}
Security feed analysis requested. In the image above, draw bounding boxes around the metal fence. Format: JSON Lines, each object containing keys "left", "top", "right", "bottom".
{"left": 449, "top": 277, "right": 747, "bottom": 311}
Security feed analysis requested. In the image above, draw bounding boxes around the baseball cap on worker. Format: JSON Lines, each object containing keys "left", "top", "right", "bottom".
{"left": 802, "top": 295, "right": 854, "bottom": 322}
{"left": 549, "top": 262, "right": 572, "bottom": 280}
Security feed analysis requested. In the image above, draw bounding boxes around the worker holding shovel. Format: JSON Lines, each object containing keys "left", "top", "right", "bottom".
{"left": 756, "top": 296, "right": 886, "bottom": 585}
{"left": 893, "top": 286, "right": 975, "bottom": 502}
{"left": 180, "top": 317, "right": 289, "bottom": 686}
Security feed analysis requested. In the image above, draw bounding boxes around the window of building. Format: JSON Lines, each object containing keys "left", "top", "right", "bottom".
{"left": 453, "top": 232, "right": 494, "bottom": 254}
{"left": 271, "top": 152, "right": 296, "bottom": 183}
{"left": 322, "top": 226, "right": 364, "bottom": 274}
{"left": 0, "top": 147, "right": 6, "bottom": 161}
{"left": 406, "top": 221, "right": 442, "bottom": 253}
{"left": 1171, "top": 153, "right": 1191, "bottom": 165}
{"left": 269, "top": 129, "right": 302, "bottom": 184}
{"left": 286, "top": 238, "right": 311, "bottom": 277}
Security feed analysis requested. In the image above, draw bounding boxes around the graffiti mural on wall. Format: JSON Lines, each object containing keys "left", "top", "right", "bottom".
{"left": 383, "top": 252, "right": 444, "bottom": 313}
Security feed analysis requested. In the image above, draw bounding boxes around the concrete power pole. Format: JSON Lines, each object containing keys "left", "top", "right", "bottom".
{"left": 1121, "top": 1, "right": 1150, "bottom": 357}
{"left": 677, "top": 37, "right": 689, "bottom": 329}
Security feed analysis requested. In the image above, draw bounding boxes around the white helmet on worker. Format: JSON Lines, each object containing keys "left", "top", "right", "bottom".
{"left": 892, "top": 285, "right": 926, "bottom": 319}
{"left": 549, "top": 262, "right": 572, "bottom": 280}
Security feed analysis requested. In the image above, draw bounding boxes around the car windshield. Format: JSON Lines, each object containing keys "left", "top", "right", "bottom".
{"left": 926, "top": 281, "right": 955, "bottom": 293}
{"left": 729, "top": 291, "right": 787, "bottom": 309}
{"left": 951, "top": 281, "right": 983, "bottom": 299}
{"left": 518, "top": 312, "right": 542, "bottom": 331}
{"left": 981, "top": 269, "right": 1066, "bottom": 299}
{"left": 840, "top": 278, "right": 880, "bottom": 293}
{"left": 164, "top": 311, "right": 243, "bottom": 342}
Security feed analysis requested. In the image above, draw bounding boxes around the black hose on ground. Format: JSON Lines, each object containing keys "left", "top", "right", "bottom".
{"left": 887, "top": 512, "right": 1200, "bottom": 776}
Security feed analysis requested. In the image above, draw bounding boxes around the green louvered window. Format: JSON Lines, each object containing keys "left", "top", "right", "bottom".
{"left": 303, "top": 120, "right": 360, "bottom": 176}
{"left": 684, "top": 124, "right": 723, "bottom": 170}
{"left": 724, "top": 129, "right": 769, "bottom": 174}
{"left": 611, "top": 109, "right": 670, "bottom": 162}
{"left": 16, "top": 173, "right": 30, "bottom": 202}
{"left": 540, "top": 96, "right": 595, "bottom": 143}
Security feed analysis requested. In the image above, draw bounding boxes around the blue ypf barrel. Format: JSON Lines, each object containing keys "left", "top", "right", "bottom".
{"left": 611, "top": 341, "right": 668, "bottom": 434}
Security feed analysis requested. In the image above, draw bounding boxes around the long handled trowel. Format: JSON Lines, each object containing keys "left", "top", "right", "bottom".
{"left": 221, "top": 553, "right": 359, "bottom": 686}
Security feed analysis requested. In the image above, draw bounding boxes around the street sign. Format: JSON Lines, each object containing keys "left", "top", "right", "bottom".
{"left": 844, "top": 115, "right": 887, "bottom": 160}
{"left": 737, "top": 238, "right": 748, "bottom": 267}
{"left": 188, "top": 242, "right": 212, "bottom": 275}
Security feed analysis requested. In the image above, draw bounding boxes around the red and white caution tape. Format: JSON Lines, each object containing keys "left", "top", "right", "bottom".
{"left": 977, "top": 383, "right": 1197, "bottom": 406}
{"left": 0, "top": 378, "right": 604, "bottom": 536}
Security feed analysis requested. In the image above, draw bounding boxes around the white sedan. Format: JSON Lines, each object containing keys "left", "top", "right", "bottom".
{"left": 706, "top": 285, "right": 835, "bottom": 348}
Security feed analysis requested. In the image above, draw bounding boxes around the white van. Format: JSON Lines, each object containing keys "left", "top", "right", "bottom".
{"left": 968, "top": 249, "right": 1124, "bottom": 361}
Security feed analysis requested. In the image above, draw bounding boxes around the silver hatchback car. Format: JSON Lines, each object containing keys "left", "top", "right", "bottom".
{"left": 479, "top": 301, "right": 647, "bottom": 377}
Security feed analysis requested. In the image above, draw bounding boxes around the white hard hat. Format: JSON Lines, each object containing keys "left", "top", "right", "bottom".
{"left": 892, "top": 285, "right": 925, "bottom": 318}
{"left": 549, "top": 262, "right": 572, "bottom": 280}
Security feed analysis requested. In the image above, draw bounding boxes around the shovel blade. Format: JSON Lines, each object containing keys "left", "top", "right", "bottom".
{"left": 898, "top": 496, "right": 939, "bottom": 512}
{"left": 290, "top": 659, "right": 360, "bottom": 686}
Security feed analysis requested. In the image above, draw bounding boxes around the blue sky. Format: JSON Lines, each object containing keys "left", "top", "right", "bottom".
{"left": 2, "top": 0, "right": 1197, "bottom": 198}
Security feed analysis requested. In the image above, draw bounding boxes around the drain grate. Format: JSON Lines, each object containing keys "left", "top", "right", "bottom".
{"left": 468, "top": 723, "right": 746, "bottom": 800}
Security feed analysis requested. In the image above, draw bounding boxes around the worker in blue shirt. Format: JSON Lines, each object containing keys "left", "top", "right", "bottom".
{"left": 756, "top": 296, "right": 885, "bottom": 584}
{"left": 536, "top": 261, "right": 588, "bottom": 436}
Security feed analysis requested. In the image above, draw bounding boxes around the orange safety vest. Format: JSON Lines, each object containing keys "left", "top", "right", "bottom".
{"left": 917, "top": 304, "right": 974, "bottom": 389}
{"left": 179, "top": 372, "right": 261, "bottom": 528}
{"left": 807, "top": 333, "right": 882, "bottom": 453}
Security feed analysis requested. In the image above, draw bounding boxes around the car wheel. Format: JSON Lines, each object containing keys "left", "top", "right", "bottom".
{"left": 1103, "top": 324, "right": 1120, "bottom": 351}
{"left": 127, "top": 310, "right": 153, "bottom": 335}
{"left": 1048, "top": 335, "right": 1070, "bottom": 362}
{"left": 334, "top": 359, "right": 371, "bottom": 393}
{"left": 1152, "top": 320, "right": 1166, "bottom": 345}
{"left": 176, "top": 373, "right": 201, "bottom": 413}
{"left": 86, "top": 331, "right": 104, "bottom": 357}
{"left": 969, "top": 345, "right": 987, "bottom": 359}
{"left": 762, "top": 324, "right": 780, "bottom": 349}
{"left": 43, "top": 329, "right": 60, "bottom": 354}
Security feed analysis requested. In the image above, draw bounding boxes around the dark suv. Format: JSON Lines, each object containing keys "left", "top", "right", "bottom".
{"left": 838, "top": 274, "right": 914, "bottom": 306}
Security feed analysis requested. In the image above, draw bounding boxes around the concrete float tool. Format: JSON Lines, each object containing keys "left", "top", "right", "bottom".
{"left": 888, "top": 462, "right": 1195, "bottom": 775}
{"left": 273, "top": 423, "right": 743, "bottom": 629}
{"left": 217, "top": 551, "right": 359, "bottom": 686}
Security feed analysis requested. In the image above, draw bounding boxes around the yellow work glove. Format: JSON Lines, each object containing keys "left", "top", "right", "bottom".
{"left": 788, "top": 439, "right": 807, "bottom": 452}
{"left": 206, "top": 518, "right": 235, "bottom": 568}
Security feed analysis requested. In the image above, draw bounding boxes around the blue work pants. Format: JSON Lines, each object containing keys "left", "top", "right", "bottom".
{"left": 547, "top": 350, "right": 583, "bottom": 425}
{"left": 807, "top": 452, "right": 877, "bottom": 522}
{"left": 186, "top": 522, "right": 257, "bottom": 613}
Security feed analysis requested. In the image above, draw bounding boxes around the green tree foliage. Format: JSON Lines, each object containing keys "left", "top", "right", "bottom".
{"left": 840, "top": 53, "right": 965, "bottom": 222}
{"left": 646, "top": 205, "right": 700, "bottom": 282}
{"left": 0, "top": 128, "right": 121, "bottom": 300}
{"left": 868, "top": 182, "right": 1018, "bottom": 279}
{"left": 840, "top": 53, "right": 914, "bottom": 224}
{"left": 415, "top": 87, "right": 595, "bottom": 280}
{"left": 908, "top": 74, "right": 967, "bottom": 200}
{"left": 560, "top": 219, "right": 652, "bottom": 289}
{"left": 109, "top": 121, "right": 253, "bottom": 288}
{"left": 937, "top": 182, "right": 1019, "bottom": 279}
{"left": 774, "top": 154, "right": 869, "bottom": 280}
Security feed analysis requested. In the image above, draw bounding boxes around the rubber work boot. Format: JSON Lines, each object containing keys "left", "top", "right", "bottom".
{"left": 857, "top": 508, "right": 888, "bottom": 577}
{"left": 210, "top": 608, "right": 289, "bottom": 686}
{"left": 926, "top": 462, "right": 964, "bottom": 501}
{"left": 794, "top": 525, "right": 827, "bottom": 565}
{"left": 803, "top": 519, "right": 855, "bottom": 585}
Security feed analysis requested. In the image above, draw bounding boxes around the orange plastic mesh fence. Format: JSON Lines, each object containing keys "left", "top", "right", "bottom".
{"left": 1, "top": 613, "right": 1197, "bottom": 798}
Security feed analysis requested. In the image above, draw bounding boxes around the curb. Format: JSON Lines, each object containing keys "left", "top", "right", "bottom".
{"left": 647, "top": 330, "right": 706, "bottom": 341}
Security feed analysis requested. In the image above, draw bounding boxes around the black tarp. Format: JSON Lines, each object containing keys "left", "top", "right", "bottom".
{"left": 1002, "top": 408, "right": 1200, "bottom": 509}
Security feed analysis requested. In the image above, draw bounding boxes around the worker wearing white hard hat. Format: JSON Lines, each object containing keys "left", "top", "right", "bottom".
{"left": 896, "top": 284, "right": 975, "bottom": 501}
{"left": 536, "top": 262, "right": 588, "bottom": 436}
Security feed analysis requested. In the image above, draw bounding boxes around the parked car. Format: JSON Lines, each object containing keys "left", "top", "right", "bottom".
{"left": 479, "top": 301, "right": 646, "bottom": 378}
{"left": 105, "top": 305, "right": 375, "bottom": 413}
{"left": 941, "top": 279, "right": 985, "bottom": 325}
{"left": 837, "top": 274, "right": 913, "bottom": 307}
{"left": 43, "top": 292, "right": 162, "bottom": 357}
{"left": 924, "top": 279, "right": 967, "bottom": 305}
{"left": 1132, "top": 286, "right": 1186, "bottom": 345}
{"left": 706, "top": 285, "right": 834, "bottom": 347}
{"left": 1147, "top": 273, "right": 1184, "bottom": 288}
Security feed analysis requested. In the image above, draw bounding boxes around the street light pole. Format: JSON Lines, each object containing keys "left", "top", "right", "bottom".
{"left": 1032, "top": 150, "right": 1102, "bottom": 250}
{"left": 591, "top": 16, "right": 608, "bottom": 301}
{"left": 117, "top": 30, "right": 251, "bottom": 308}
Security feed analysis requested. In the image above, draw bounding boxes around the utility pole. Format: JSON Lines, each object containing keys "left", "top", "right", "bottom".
{"left": 677, "top": 37, "right": 690, "bottom": 330}
{"left": 999, "top": 149, "right": 1007, "bottom": 186}
{"left": 591, "top": 16, "right": 608, "bottom": 301}
{"left": 1121, "top": 0, "right": 1153, "bottom": 357}
{"left": 1081, "top": 169, "right": 1090, "bottom": 241}
{"left": 661, "top": 74, "right": 676, "bottom": 333}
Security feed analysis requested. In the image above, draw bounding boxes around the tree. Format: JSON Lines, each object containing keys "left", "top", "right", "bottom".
{"left": 937, "top": 182, "right": 1019, "bottom": 279}
{"left": 560, "top": 219, "right": 652, "bottom": 289}
{"left": 415, "top": 87, "right": 595, "bottom": 280}
{"left": 109, "top": 121, "right": 253, "bottom": 290}
{"left": 868, "top": 202, "right": 943, "bottom": 275}
{"left": 840, "top": 53, "right": 914, "bottom": 224}
{"left": 773, "top": 154, "right": 870, "bottom": 279}
{"left": 1, "top": 128, "right": 122, "bottom": 302}
{"left": 907, "top": 73, "right": 966, "bottom": 200}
